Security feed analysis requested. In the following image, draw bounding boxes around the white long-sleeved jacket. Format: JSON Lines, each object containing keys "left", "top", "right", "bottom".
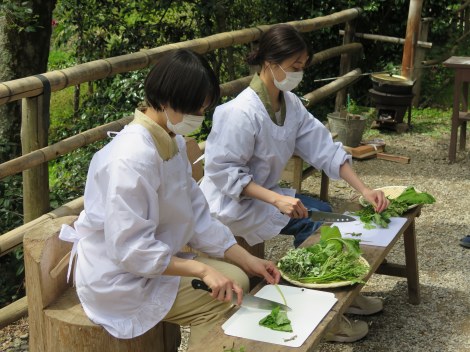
{"left": 200, "top": 88, "right": 351, "bottom": 246}
{"left": 60, "top": 110, "right": 236, "bottom": 338}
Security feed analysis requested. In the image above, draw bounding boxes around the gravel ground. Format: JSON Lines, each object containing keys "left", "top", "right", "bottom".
{"left": 2, "top": 125, "right": 470, "bottom": 352}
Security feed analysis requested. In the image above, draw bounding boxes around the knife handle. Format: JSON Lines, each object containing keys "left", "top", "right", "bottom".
{"left": 191, "top": 279, "right": 212, "bottom": 292}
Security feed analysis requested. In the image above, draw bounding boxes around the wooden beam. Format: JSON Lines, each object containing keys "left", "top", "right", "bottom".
{"left": 0, "top": 116, "right": 132, "bottom": 179}
{"left": 303, "top": 68, "right": 363, "bottom": 106}
{"left": 339, "top": 30, "right": 432, "bottom": 49}
{"left": 401, "top": 0, "right": 424, "bottom": 79}
{"left": 0, "top": 197, "right": 84, "bottom": 257}
{"left": 335, "top": 19, "right": 358, "bottom": 112}
{"left": 0, "top": 296, "right": 28, "bottom": 329}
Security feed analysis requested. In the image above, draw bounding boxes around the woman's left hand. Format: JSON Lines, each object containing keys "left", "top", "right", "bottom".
{"left": 242, "top": 256, "right": 281, "bottom": 285}
{"left": 362, "top": 188, "right": 390, "bottom": 213}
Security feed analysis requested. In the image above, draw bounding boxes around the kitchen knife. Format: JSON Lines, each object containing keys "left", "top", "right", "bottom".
{"left": 191, "top": 279, "right": 292, "bottom": 311}
{"left": 308, "top": 210, "right": 356, "bottom": 222}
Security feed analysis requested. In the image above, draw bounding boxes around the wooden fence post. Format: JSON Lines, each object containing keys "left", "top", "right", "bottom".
{"left": 412, "top": 17, "right": 432, "bottom": 107}
{"left": 401, "top": 0, "right": 424, "bottom": 80}
{"left": 335, "top": 20, "right": 357, "bottom": 112}
{"left": 21, "top": 95, "right": 50, "bottom": 223}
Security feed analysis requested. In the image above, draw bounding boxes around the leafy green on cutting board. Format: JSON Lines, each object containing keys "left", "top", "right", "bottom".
{"left": 354, "top": 187, "right": 435, "bottom": 228}
{"left": 259, "top": 306, "right": 293, "bottom": 332}
{"left": 274, "top": 284, "right": 287, "bottom": 306}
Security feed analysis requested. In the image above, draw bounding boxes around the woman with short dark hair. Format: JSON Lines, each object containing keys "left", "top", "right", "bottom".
{"left": 59, "top": 48, "right": 280, "bottom": 347}
{"left": 201, "top": 24, "right": 389, "bottom": 343}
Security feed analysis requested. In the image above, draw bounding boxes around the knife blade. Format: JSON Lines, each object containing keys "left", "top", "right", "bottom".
{"left": 308, "top": 210, "right": 356, "bottom": 222}
{"left": 191, "top": 279, "right": 291, "bottom": 311}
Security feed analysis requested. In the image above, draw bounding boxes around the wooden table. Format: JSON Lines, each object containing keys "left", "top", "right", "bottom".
{"left": 188, "top": 205, "right": 422, "bottom": 352}
{"left": 443, "top": 56, "right": 470, "bottom": 163}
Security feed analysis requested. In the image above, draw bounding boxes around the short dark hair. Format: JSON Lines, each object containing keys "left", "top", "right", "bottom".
{"left": 144, "top": 49, "right": 220, "bottom": 113}
{"left": 247, "top": 24, "right": 313, "bottom": 67}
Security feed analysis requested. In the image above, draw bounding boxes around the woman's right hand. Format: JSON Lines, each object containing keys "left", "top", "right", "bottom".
{"left": 200, "top": 267, "right": 244, "bottom": 305}
{"left": 273, "top": 195, "right": 308, "bottom": 218}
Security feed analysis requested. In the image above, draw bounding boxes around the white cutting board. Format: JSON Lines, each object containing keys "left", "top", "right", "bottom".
{"left": 221, "top": 284, "right": 337, "bottom": 347}
{"left": 333, "top": 215, "right": 408, "bottom": 247}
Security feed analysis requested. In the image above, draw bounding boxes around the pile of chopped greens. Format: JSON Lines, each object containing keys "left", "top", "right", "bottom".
{"left": 354, "top": 187, "right": 436, "bottom": 229}
{"left": 259, "top": 306, "right": 293, "bottom": 332}
{"left": 277, "top": 226, "right": 368, "bottom": 284}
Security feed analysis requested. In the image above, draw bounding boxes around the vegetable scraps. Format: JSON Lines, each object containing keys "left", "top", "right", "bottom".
{"left": 259, "top": 306, "right": 293, "bottom": 332}
{"left": 277, "top": 226, "right": 368, "bottom": 285}
{"left": 354, "top": 187, "right": 435, "bottom": 229}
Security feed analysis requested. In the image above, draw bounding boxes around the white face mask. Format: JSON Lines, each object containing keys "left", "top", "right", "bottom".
{"left": 269, "top": 64, "right": 303, "bottom": 92}
{"left": 165, "top": 110, "right": 204, "bottom": 135}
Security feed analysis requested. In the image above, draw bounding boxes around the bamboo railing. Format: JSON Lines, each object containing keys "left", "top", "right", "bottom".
{"left": 0, "top": 8, "right": 364, "bottom": 328}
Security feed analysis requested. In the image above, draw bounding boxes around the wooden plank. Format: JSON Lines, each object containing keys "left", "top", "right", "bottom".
{"left": 344, "top": 144, "right": 385, "bottom": 159}
{"left": 376, "top": 152, "right": 411, "bottom": 164}
{"left": 375, "top": 262, "right": 407, "bottom": 277}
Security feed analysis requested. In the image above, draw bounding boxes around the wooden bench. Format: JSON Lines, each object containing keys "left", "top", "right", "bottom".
{"left": 188, "top": 203, "right": 423, "bottom": 351}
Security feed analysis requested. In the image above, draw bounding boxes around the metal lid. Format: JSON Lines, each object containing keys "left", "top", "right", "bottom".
{"left": 371, "top": 73, "right": 415, "bottom": 86}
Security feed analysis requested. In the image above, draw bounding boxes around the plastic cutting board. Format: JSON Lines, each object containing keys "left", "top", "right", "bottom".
{"left": 221, "top": 284, "right": 337, "bottom": 347}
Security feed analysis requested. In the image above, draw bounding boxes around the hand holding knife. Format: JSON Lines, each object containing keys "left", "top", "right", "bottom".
{"left": 191, "top": 279, "right": 291, "bottom": 311}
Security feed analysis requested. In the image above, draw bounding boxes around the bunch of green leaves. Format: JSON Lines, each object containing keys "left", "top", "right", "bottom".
{"left": 354, "top": 187, "right": 436, "bottom": 229}
{"left": 259, "top": 305, "right": 293, "bottom": 332}
{"left": 277, "top": 226, "right": 368, "bottom": 284}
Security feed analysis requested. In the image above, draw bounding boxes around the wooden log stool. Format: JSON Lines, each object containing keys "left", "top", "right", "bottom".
{"left": 24, "top": 216, "right": 181, "bottom": 352}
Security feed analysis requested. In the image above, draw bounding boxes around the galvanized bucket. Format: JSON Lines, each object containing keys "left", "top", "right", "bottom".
{"left": 327, "top": 112, "right": 367, "bottom": 147}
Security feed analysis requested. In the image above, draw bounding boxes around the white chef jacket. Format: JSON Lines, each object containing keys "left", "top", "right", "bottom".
{"left": 200, "top": 87, "right": 351, "bottom": 246}
{"left": 59, "top": 109, "right": 236, "bottom": 339}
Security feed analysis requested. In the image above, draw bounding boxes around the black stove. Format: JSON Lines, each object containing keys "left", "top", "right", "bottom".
{"left": 368, "top": 88, "right": 414, "bottom": 131}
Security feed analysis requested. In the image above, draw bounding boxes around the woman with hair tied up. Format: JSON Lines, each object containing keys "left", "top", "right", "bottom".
{"left": 201, "top": 24, "right": 389, "bottom": 343}
{"left": 58, "top": 48, "right": 280, "bottom": 347}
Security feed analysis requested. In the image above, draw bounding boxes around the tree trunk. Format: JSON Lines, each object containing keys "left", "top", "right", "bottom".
{"left": 0, "top": 0, "right": 56, "bottom": 162}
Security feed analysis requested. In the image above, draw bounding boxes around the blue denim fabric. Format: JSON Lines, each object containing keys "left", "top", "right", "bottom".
{"left": 280, "top": 194, "right": 332, "bottom": 248}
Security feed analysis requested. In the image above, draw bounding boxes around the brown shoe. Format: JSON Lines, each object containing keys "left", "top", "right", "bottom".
{"left": 346, "top": 294, "right": 383, "bottom": 315}
{"left": 324, "top": 315, "right": 368, "bottom": 343}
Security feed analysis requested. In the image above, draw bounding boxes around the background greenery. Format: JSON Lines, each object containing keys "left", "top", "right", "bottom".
{"left": 0, "top": 0, "right": 467, "bottom": 308}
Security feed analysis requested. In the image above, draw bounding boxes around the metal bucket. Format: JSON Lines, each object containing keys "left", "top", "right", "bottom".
{"left": 327, "top": 112, "right": 367, "bottom": 147}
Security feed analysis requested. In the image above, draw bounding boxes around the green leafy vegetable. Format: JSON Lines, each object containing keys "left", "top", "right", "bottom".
{"left": 259, "top": 306, "right": 293, "bottom": 332}
{"left": 395, "top": 187, "right": 436, "bottom": 204}
{"left": 274, "top": 284, "right": 287, "bottom": 306}
{"left": 354, "top": 187, "right": 435, "bottom": 228}
{"left": 277, "top": 226, "right": 368, "bottom": 284}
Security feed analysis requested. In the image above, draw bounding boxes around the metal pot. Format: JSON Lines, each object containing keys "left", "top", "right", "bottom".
{"left": 370, "top": 73, "right": 415, "bottom": 95}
